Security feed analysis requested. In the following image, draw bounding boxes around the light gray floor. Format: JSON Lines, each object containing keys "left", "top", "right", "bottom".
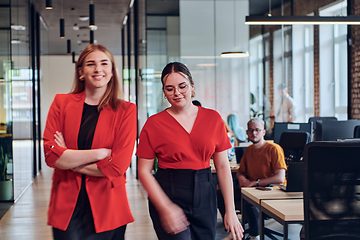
{"left": 215, "top": 212, "right": 303, "bottom": 240}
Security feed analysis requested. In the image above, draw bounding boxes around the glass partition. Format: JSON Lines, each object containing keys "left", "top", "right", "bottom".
{"left": 0, "top": 1, "right": 13, "bottom": 201}
{"left": 11, "top": 0, "right": 34, "bottom": 200}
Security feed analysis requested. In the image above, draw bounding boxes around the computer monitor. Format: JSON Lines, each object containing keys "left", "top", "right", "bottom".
{"left": 273, "top": 122, "right": 312, "bottom": 144}
{"left": 308, "top": 117, "right": 337, "bottom": 141}
{"left": 315, "top": 120, "right": 360, "bottom": 141}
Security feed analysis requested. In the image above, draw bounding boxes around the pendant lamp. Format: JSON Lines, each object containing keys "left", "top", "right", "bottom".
{"left": 60, "top": 0, "right": 65, "bottom": 38}
{"left": 89, "top": 1, "right": 95, "bottom": 27}
{"left": 46, "top": 0, "right": 52, "bottom": 9}
{"left": 67, "top": 39, "right": 71, "bottom": 54}
{"left": 221, "top": 0, "right": 249, "bottom": 58}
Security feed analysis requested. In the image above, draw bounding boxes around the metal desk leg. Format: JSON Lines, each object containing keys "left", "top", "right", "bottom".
{"left": 241, "top": 197, "right": 245, "bottom": 239}
{"left": 283, "top": 223, "right": 288, "bottom": 240}
{"left": 259, "top": 209, "right": 264, "bottom": 240}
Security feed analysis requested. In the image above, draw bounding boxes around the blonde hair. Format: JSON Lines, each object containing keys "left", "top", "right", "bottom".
{"left": 247, "top": 117, "right": 265, "bottom": 128}
{"left": 71, "top": 44, "right": 124, "bottom": 111}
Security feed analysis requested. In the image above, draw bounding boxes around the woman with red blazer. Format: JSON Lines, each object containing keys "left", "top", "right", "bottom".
{"left": 43, "top": 44, "right": 137, "bottom": 240}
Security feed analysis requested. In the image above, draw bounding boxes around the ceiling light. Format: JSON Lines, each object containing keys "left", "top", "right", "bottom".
{"left": 89, "top": 25, "right": 97, "bottom": 31}
{"left": 11, "top": 40, "right": 23, "bottom": 44}
{"left": 90, "top": 30, "right": 94, "bottom": 44}
{"left": 72, "top": 52, "right": 76, "bottom": 63}
{"left": 73, "top": 25, "right": 79, "bottom": 31}
{"left": 196, "top": 63, "right": 217, "bottom": 67}
{"left": 60, "top": 19, "right": 65, "bottom": 38}
{"left": 67, "top": 39, "right": 71, "bottom": 54}
{"left": 245, "top": 16, "right": 360, "bottom": 25}
{"left": 221, "top": 52, "right": 250, "bottom": 58}
{"left": 11, "top": 25, "right": 26, "bottom": 30}
{"left": 221, "top": 0, "right": 249, "bottom": 58}
{"left": 60, "top": 0, "right": 64, "bottom": 38}
{"left": 89, "top": 2, "right": 95, "bottom": 27}
{"left": 46, "top": 0, "right": 52, "bottom": 9}
{"left": 79, "top": 16, "right": 89, "bottom": 21}
{"left": 123, "top": 15, "right": 128, "bottom": 25}
{"left": 129, "top": 0, "right": 135, "bottom": 8}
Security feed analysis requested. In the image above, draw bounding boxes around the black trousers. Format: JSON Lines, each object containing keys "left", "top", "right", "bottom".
{"left": 149, "top": 168, "right": 217, "bottom": 240}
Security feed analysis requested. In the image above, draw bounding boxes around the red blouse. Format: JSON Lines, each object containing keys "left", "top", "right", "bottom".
{"left": 136, "top": 107, "right": 231, "bottom": 170}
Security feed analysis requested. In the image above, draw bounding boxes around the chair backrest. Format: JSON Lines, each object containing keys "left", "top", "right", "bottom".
{"left": 234, "top": 146, "right": 246, "bottom": 164}
{"left": 279, "top": 131, "right": 310, "bottom": 164}
{"left": 303, "top": 141, "right": 360, "bottom": 240}
{"left": 354, "top": 125, "right": 360, "bottom": 138}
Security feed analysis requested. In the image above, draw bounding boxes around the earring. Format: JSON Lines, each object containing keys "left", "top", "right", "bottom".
{"left": 79, "top": 76, "right": 84, "bottom": 81}
{"left": 164, "top": 95, "right": 167, "bottom": 99}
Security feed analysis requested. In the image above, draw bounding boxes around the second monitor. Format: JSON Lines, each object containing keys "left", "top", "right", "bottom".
{"left": 273, "top": 122, "right": 312, "bottom": 144}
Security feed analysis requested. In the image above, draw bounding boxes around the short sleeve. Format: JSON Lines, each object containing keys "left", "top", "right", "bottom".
{"left": 136, "top": 122, "right": 156, "bottom": 159}
{"left": 270, "top": 144, "right": 287, "bottom": 171}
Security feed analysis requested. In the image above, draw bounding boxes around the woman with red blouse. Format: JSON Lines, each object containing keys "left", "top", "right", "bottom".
{"left": 43, "top": 44, "right": 136, "bottom": 240}
{"left": 137, "top": 62, "right": 243, "bottom": 240}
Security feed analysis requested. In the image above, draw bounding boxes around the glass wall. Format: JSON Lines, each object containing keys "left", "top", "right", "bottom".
{"left": 0, "top": 0, "right": 13, "bottom": 201}
{"left": 319, "top": 0, "right": 348, "bottom": 120}
{"left": 142, "top": 0, "right": 250, "bottom": 129}
{"left": 11, "top": 0, "right": 33, "bottom": 200}
{"left": 0, "top": 0, "right": 46, "bottom": 202}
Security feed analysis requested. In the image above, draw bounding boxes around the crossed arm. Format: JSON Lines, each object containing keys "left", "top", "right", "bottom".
{"left": 52, "top": 131, "right": 108, "bottom": 177}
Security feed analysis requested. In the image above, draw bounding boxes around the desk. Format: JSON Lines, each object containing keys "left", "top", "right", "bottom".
{"left": 260, "top": 199, "right": 303, "bottom": 240}
{"left": 210, "top": 160, "right": 239, "bottom": 173}
{"left": 241, "top": 187, "right": 303, "bottom": 240}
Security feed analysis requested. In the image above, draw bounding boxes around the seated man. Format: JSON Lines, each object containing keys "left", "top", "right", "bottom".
{"left": 217, "top": 117, "right": 286, "bottom": 240}
{"left": 238, "top": 117, "right": 286, "bottom": 240}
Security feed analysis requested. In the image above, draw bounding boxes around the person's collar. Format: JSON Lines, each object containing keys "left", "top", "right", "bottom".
{"left": 252, "top": 138, "right": 266, "bottom": 149}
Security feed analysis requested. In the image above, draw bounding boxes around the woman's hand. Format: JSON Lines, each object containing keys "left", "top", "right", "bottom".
{"left": 54, "top": 131, "right": 67, "bottom": 148}
{"left": 158, "top": 202, "right": 189, "bottom": 235}
{"left": 224, "top": 211, "right": 244, "bottom": 239}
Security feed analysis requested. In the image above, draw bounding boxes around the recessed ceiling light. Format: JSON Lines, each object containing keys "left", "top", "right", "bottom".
{"left": 11, "top": 40, "right": 23, "bottom": 44}
{"left": 79, "top": 16, "right": 89, "bottom": 21}
{"left": 11, "top": 25, "right": 26, "bottom": 31}
{"left": 73, "top": 26, "right": 79, "bottom": 30}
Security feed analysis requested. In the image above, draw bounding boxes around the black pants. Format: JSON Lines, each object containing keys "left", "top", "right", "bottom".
{"left": 149, "top": 168, "right": 217, "bottom": 240}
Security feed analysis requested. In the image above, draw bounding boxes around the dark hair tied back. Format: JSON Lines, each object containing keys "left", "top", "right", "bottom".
{"left": 161, "top": 62, "right": 193, "bottom": 88}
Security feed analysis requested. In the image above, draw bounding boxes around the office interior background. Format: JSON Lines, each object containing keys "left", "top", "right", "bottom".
{"left": 0, "top": 0, "right": 359, "bottom": 202}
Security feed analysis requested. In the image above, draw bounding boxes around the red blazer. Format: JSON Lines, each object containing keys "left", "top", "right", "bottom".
{"left": 43, "top": 92, "right": 136, "bottom": 233}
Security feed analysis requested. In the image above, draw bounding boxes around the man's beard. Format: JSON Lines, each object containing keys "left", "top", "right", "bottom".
{"left": 250, "top": 139, "right": 260, "bottom": 144}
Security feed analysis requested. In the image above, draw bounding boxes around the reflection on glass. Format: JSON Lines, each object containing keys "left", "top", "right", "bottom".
{"left": 0, "top": 61, "right": 13, "bottom": 201}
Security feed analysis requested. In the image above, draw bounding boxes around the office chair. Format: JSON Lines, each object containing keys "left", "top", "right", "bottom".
{"left": 234, "top": 146, "right": 246, "bottom": 164}
{"left": 303, "top": 141, "right": 360, "bottom": 240}
{"left": 354, "top": 125, "right": 360, "bottom": 138}
{"left": 263, "top": 131, "right": 311, "bottom": 240}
